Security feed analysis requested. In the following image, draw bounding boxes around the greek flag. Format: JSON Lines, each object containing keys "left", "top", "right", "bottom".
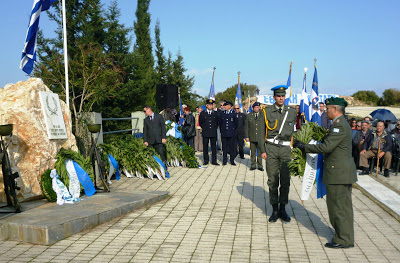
{"left": 21, "top": 0, "right": 57, "bottom": 75}
{"left": 310, "top": 64, "right": 321, "bottom": 125}
{"left": 284, "top": 62, "right": 292, "bottom": 105}
{"left": 300, "top": 69, "right": 310, "bottom": 122}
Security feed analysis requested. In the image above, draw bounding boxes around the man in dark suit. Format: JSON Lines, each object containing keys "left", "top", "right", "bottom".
{"left": 234, "top": 104, "right": 246, "bottom": 159}
{"left": 199, "top": 99, "right": 220, "bottom": 166}
{"left": 143, "top": 105, "right": 167, "bottom": 166}
{"left": 294, "top": 97, "right": 357, "bottom": 249}
{"left": 320, "top": 102, "right": 331, "bottom": 130}
{"left": 219, "top": 101, "right": 238, "bottom": 165}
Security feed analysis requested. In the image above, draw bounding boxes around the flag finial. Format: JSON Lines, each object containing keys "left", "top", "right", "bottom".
{"left": 314, "top": 58, "right": 317, "bottom": 68}
{"left": 304, "top": 67, "right": 308, "bottom": 73}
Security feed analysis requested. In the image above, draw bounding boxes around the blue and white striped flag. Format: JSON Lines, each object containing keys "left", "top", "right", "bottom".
{"left": 20, "top": 0, "right": 57, "bottom": 75}
{"left": 310, "top": 62, "right": 321, "bottom": 125}
{"left": 208, "top": 68, "right": 216, "bottom": 100}
{"left": 300, "top": 68, "right": 310, "bottom": 122}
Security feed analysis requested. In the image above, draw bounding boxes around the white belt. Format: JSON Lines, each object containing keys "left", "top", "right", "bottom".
{"left": 267, "top": 138, "right": 291, "bottom": 146}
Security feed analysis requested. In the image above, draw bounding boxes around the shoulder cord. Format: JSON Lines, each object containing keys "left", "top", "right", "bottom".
{"left": 262, "top": 106, "right": 278, "bottom": 141}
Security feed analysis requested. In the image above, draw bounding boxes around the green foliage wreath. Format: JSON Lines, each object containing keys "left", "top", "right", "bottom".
{"left": 288, "top": 122, "right": 327, "bottom": 177}
{"left": 39, "top": 169, "right": 57, "bottom": 202}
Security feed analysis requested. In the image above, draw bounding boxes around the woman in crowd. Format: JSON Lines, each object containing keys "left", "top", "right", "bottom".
{"left": 182, "top": 107, "right": 196, "bottom": 148}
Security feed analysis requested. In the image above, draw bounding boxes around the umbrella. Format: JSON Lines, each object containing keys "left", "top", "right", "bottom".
{"left": 369, "top": 109, "right": 397, "bottom": 121}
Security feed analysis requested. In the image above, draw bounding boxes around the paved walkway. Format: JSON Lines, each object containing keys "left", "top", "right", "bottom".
{"left": 1, "top": 155, "right": 400, "bottom": 262}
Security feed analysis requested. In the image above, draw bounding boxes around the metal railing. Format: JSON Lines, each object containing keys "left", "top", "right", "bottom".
{"left": 102, "top": 117, "right": 140, "bottom": 135}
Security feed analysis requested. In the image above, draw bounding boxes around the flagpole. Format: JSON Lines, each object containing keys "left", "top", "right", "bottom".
{"left": 62, "top": 0, "right": 69, "bottom": 108}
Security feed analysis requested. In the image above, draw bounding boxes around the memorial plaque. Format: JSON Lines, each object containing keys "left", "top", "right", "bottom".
{"left": 39, "top": 91, "right": 68, "bottom": 139}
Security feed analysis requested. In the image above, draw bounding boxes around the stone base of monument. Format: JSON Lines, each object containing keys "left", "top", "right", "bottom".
{"left": 0, "top": 189, "right": 168, "bottom": 245}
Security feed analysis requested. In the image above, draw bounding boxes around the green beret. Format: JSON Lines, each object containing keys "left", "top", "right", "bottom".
{"left": 325, "top": 97, "right": 348, "bottom": 107}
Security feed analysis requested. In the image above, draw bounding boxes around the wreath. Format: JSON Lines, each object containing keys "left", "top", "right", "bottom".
{"left": 288, "top": 122, "right": 326, "bottom": 177}
{"left": 54, "top": 148, "right": 94, "bottom": 189}
{"left": 46, "top": 95, "right": 58, "bottom": 116}
{"left": 39, "top": 169, "right": 57, "bottom": 202}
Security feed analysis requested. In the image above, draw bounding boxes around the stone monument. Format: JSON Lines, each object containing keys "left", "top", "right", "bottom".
{"left": 0, "top": 78, "right": 77, "bottom": 202}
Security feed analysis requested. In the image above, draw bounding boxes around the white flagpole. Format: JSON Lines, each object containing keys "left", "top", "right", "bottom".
{"left": 61, "top": 0, "right": 69, "bottom": 108}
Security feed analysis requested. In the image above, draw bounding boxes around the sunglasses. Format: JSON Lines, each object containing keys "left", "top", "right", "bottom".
{"left": 235, "top": 108, "right": 240, "bottom": 109}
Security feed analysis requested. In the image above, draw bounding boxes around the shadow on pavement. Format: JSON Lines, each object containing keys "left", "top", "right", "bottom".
{"left": 237, "top": 181, "right": 333, "bottom": 240}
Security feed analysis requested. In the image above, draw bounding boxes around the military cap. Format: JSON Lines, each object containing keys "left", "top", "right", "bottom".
{"left": 325, "top": 97, "right": 348, "bottom": 107}
{"left": 252, "top": 102, "right": 261, "bottom": 107}
{"left": 224, "top": 101, "right": 233, "bottom": 106}
{"left": 271, "top": 85, "right": 288, "bottom": 96}
{"left": 206, "top": 99, "right": 215, "bottom": 105}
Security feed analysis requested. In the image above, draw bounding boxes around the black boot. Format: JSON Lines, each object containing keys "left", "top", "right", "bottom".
{"left": 384, "top": 169, "right": 390, "bottom": 177}
{"left": 359, "top": 167, "right": 369, "bottom": 175}
{"left": 269, "top": 204, "right": 279, "bottom": 222}
{"left": 279, "top": 204, "right": 291, "bottom": 222}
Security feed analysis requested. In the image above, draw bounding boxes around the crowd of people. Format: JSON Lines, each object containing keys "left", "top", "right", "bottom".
{"left": 142, "top": 85, "right": 399, "bottom": 250}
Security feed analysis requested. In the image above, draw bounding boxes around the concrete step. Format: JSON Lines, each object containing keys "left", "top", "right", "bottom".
{"left": 0, "top": 189, "right": 168, "bottom": 245}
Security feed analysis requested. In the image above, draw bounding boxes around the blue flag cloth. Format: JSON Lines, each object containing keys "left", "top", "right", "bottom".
{"left": 248, "top": 102, "right": 253, "bottom": 113}
{"left": 310, "top": 65, "right": 321, "bottom": 125}
{"left": 21, "top": 0, "right": 57, "bottom": 74}
{"left": 235, "top": 76, "right": 242, "bottom": 111}
{"left": 107, "top": 154, "right": 120, "bottom": 180}
{"left": 208, "top": 70, "right": 216, "bottom": 100}
{"left": 153, "top": 155, "right": 170, "bottom": 178}
{"left": 300, "top": 70, "right": 310, "bottom": 122}
{"left": 72, "top": 161, "right": 96, "bottom": 197}
{"left": 284, "top": 64, "right": 292, "bottom": 105}
{"left": 179, "top": 95, "right": 184, "bottom": 126}
{"left": 316, "top": 154, "right": 326, "bottom": 198}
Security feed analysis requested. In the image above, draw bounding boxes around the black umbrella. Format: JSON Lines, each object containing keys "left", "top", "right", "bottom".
{"left": 369, "top": 109, "right": 397, "bottom": 121}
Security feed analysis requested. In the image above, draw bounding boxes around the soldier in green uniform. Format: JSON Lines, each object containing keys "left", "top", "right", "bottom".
{"left": 294, "top": 97, "right": 357, "bottom": 249}
{"left": 245, "top": 102, "right": 266, "bottom": 171}
{"left": 262, "top": 85, "right": 297, "bottom": 222}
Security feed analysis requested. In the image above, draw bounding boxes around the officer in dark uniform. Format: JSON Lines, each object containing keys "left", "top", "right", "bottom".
{"left": 199, "top": 99, "right": 220, "bottom": 166}
{"left": 219, "top": 101, "right": 238, "bottom": 165}
{"left": 262, "top": 85, "right": 297, "bottom": 223}
{"left": 294, "top": 97, "right": 357, "bottom": 249}
{"left": 234, "top": 104, "right": 246, "bottom": 159}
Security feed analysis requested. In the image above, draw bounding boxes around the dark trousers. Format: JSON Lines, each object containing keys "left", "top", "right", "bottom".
{"left": 265, "top": 144, "right": 291, "bottom": 205}
{"left": 222, "top": 137, "right": 235, "bottom": 163}
{"left": 150, "top": 143, "right": 167, "bottom": 166}
{"left": 203, "top": 137, "right": 217, "bottom": 163}
{"left": 250, "top": 141, "right": 263, "bottom": 169}
{"left": 184, "top": 136, "right": 194, "bottom": 149}
{"left": 326, "top": 184, "right": 354, "bottom": 246}
{"left": 236, "top": 132, "right": 245, "bottom": 158}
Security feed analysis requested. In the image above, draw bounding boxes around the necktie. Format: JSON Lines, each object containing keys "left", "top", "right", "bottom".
{"left": 278, "top": 108, "right": 282, "bottom": 114}
{"left": 255, "top": 113, "right": 258, "bottom": 120}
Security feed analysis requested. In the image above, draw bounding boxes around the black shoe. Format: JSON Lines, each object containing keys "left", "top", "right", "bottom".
{"left": 257, "top": 167, "right": 264, "bottom": 171}
{"left": 250, "top": 167, "right": 256, "bottom": 171}
{"left": 359, "top": 167, "right": 370, "bottom": 175}
{"left": 212, "top": 162, "right": 220, "bottom": 166}
{"left": 240, "top": 156, "right": 245, "bottom": 159}
{"left": 269, "top": 211, "right": 279, "bottom": 222}
{"left": 279, "top": 204, "right": 291, "bottom": 222}
{"left": 269, "top": 204, "right": 279, "bottom": 223}
{"left": 223, "top": 162, "right": 227, "bottom": 166}
{"left": 231, "top": 161, "right": 236, "bottom": 166}
{"left": 203, "top": 162, "right": 209, "bottom": 166}
{"left": 324, "top": 242, "right": 354, "bottom": 249}
{"left": 384, "top": 169, "right": 390, "bottom": 177}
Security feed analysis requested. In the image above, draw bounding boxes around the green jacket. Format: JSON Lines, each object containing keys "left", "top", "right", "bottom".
{"left": 305, "top": 115, "right": 358, "bottom": 185}
{"left": 264, "top": 104, "right": 297, "bottom": 141}
{"left": 245, "top": 112, "right": 266, "bottom": 152}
